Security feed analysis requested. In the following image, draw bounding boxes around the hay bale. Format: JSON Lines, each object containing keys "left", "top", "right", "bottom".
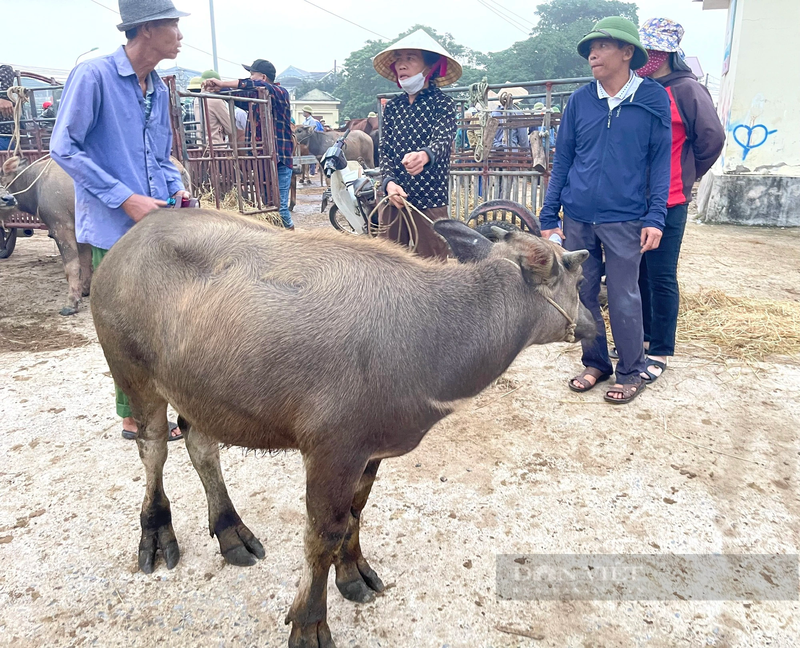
{"left": 198, "top": 187, "right": 283, "bottom": 227}
{"left": 603, "top": 289, "right": 800, "bottom": 361}
{"left": 677, "top": 289, "right": 800, "bottom": 361}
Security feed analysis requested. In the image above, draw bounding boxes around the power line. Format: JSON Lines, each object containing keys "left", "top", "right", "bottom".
{"left": 483, "top": 0, "right": 535, "bottom": 28}
{"left": 478, "top": 0, "right": 531, "bottom": 32}
{"left": 302, "top": 1, "right": 388, "bottom": 40}
{"left": 86, "top": 0, "right": 243, "bottom": 70}
{"left": 476, "top": 0, "right": 530, "bottom": 34}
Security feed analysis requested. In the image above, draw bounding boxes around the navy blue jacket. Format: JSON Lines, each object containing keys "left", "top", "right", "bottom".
{"left": 540, "top": 78, "right": 672, "bottom": 231}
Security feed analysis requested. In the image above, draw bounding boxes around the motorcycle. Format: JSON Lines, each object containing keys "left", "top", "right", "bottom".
{"left": 320, "top": 130, "right": 382, "bottom": 235}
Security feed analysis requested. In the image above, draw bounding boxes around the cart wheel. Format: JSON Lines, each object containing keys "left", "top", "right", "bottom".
{"left": 466, "top": 199, "right": 541, "bottom": 237}
{"left": 329, "top": 205, "right": 357, "bottom": 234}
{"left": 0, "top": 227, "right": 17, "bottom": 259}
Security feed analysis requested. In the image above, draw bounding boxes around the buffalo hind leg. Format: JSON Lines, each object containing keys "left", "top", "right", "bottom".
{"left": 180, "top": 417, "right": 265, "bottom": 566}
{"left": 333, "top": 459, "right": 385, "bottom": 603}
{"left": 286, "top": 452, "right": 368, "bottom": 648}
{"left": 78, "top": 242, "right": 92, "bottom": 297}
{"left": 134, "top": 399, "right": 180, "bottom": 573}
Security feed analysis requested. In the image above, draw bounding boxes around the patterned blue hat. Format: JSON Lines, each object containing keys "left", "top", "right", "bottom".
{"left": 639, "top": 18, "right": 685, "bottom": 53}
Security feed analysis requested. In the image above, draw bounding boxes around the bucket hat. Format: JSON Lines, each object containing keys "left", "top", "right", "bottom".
{"left": 577, "top": 16, "right": 649, "bottom": 70}
{"left": 117, "top": 0, "right": 189, "bottom": 32}
{"left": 373, "top": 29, "right": 462, "bottom": 87}
{"left": 639, "top": 18, "right": 685, "bottom": 53}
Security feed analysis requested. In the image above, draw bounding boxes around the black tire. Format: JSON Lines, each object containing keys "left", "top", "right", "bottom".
{"left": 466, "top": 199, "right": 541, "bottom": 237}
{"left": 0, "top": 227, "right": 17, "bottom": 259}
{"left": 329, "top": 205, "right": 357, "bottom": 234}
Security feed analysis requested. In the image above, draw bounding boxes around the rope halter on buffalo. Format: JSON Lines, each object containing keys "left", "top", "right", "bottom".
{"left": 499, "top": 256, "right": 578, "bottom": 343}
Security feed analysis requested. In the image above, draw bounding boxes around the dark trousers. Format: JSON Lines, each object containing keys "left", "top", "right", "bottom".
{"left": 564, "top": 214, "right": 645, "bottom": 384}
{"left": 639, "top": 203, "right": 688, "bottom": 357}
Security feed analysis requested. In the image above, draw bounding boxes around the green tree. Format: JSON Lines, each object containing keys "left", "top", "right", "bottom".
{"left": 485, "top": 0, "right": 639, "bottom": 84}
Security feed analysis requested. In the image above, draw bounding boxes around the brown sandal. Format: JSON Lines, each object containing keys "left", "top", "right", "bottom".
{"left": 568, "top": 367, "right": 611, "bottom": 393}
{"left": 604, "top": 380, "right": 647, "bottom": 405}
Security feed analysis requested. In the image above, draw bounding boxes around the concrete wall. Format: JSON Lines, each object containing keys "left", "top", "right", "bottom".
{"left": 698, "top": 0, "right": 800, "bottom": 225}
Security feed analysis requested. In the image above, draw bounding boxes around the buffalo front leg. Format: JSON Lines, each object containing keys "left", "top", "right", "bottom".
{"left": 286, "top": 453, "right": 368, "bottom": 648}
{"left": 181, "top": 418, "right": 265, "bottom": 566}
{"left": 333, "top": 459, "right": 385, "bottom": 603}
{"left": 134, "top": 401, "right": 180, "bottom": 573}
{"left": 50, "top": 225, "right": 83, "bottom": 316}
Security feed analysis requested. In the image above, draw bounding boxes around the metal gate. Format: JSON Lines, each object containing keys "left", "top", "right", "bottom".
{"left": 167, "top": 77, "right": 280, "bottom": 216}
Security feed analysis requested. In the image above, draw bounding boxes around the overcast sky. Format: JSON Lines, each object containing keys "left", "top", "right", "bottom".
{"left": 6, "top": 0, "right": 728, "bottom": 81}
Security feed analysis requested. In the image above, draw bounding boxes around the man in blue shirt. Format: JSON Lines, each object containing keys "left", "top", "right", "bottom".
{"left": 51, "top": 0, "right": 191, "bottom": 440}
{"left": 540, "top": 17, "right": 671, "bottom": 405}
{"left": 301, "top": 106, "right": 323, "bottom": 175}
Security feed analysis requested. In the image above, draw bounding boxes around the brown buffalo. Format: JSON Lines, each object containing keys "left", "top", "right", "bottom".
{"left": 90, "top": 209, "right": 594, "bottom": 648}
{"left": 294, "top": 126, "right": 375, "bottom": 169}
{"left": 338, "top": 117, "right": 379, "bottom": 135}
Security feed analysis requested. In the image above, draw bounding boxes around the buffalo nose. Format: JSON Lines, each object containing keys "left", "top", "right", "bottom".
{"left": 2, "top": 194, "right": 16, "bottom": 207}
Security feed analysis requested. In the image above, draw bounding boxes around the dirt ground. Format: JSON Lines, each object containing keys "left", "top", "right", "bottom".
{"left": 1, "top": 186, "right": 799, "bottom": 648}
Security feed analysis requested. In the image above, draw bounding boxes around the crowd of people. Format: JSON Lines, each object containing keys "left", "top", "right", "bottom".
{"left": 5, "top": 0, "right": 723, "bottom": 439}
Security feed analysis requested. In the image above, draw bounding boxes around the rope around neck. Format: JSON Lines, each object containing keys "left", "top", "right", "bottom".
{"left": 499, "top": 257, "right": 578, "bottom": 343}
{"left": 8, "top": 157, "right": 53, "bottom": 197}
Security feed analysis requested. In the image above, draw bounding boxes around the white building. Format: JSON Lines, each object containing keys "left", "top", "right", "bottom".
{"left": 695, "top": 0, "right": 800, "bottom": 226}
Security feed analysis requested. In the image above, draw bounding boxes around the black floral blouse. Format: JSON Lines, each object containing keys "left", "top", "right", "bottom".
{"left": 380, "top": 85, "right": 456, "bottom": 210}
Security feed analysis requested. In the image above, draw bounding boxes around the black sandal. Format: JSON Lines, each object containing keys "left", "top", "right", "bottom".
{"left": 642, "top": 358, "right": 667, "bottom": 383}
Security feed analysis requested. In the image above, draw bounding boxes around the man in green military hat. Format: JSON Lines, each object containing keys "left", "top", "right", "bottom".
{"left": 540, "top": 16, "right": 672, "bottom": 405}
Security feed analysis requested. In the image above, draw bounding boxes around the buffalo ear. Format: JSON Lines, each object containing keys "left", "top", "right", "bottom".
{"left": 2, "top": 156, "right": 20, "bottom": 176}
{"left": 519, "top": 236, "right": 557, "bottom": 282}
{"left": 433, "top": 219, "right": 494, "bottom": 263}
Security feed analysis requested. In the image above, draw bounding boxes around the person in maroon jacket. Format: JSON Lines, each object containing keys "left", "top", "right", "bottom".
{"left": 635, "top": 18, "right": 725, "bottom": 382}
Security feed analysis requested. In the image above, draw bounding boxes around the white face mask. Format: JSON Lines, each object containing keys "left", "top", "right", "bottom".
{"left": 399, "top": 72, "right": 426, "bottom": 95}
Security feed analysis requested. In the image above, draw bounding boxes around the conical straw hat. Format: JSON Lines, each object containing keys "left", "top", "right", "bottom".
{"left": 373, "top": 29, "right": 463, "bottom": 87}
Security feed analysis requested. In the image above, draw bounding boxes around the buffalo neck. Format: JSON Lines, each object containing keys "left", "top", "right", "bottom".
{"left": 399, "top": 259, "right": 535, "bottom": 403}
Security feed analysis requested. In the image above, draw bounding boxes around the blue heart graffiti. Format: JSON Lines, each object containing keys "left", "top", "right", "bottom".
{"left": 733, "top": 124, "right": 777, "bottom": 161}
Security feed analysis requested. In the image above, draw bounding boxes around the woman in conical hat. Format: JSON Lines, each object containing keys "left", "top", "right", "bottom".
{"left": 372, "top": 29, "right": 462, "bottom": 260}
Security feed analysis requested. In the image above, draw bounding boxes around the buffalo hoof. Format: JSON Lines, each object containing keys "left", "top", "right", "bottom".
{"left": 59, "top": 305, "right": 78, "bottom": 316}
{"left": 138, "top": 526, "right": 180, "bottom": 573}
{"left": 335, "top": 557, "right": 385, "bottom": 603}
{"left": 218, "top": 522, "right": 265, "bottom": 567}
{"left": 287, "top": 619, "right": 336, "bottom": 648}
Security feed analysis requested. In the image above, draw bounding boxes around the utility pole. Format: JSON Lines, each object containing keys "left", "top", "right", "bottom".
{"left": 209, "top": 0, "right": 219, "bottom": 72}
